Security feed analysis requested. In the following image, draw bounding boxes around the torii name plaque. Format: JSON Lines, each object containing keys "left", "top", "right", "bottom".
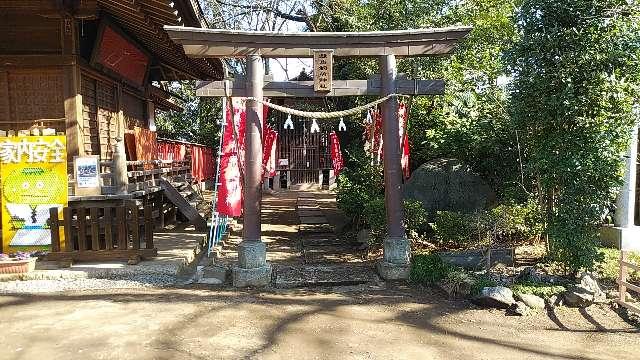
{"left": 313, "top": 50, "right": 333, "bottom": 92}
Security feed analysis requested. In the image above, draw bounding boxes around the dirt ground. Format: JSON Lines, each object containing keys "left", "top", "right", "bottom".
{"left": 0, "top": 285, "right": 638, "bottom": 360}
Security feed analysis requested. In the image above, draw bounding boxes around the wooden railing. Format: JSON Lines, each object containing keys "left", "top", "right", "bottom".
{"left": 47, "top": 202, "right": 157, "bottom": 262}
{"left": 69, "top": 159, "right": 192, "bottom": 197}
{"left": 617, "top": 251, "right": 640, "bottom": 314}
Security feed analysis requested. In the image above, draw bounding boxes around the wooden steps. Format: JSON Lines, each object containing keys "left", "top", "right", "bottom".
{"left": 159, "top": 179, "right": 207, "bottom": 231}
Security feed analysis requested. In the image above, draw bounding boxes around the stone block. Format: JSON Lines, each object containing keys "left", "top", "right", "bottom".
{"left": 383, "top": 237, "right": 411, "bottom": 265}
{"left": 600, "top": 226, "right": 640, "bottom": 251}
{"left": 376, "top": 261, "right": 410, "bottom": 280}
{"left": 232, "top": 264, "right": 272, "bottom": 287}
{"left": 238, "top": 241, "right": 267, "bottom": 269}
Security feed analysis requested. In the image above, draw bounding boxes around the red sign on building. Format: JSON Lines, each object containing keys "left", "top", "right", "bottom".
{"left": 94, "top": 25, "right": 150, "bottom": 87}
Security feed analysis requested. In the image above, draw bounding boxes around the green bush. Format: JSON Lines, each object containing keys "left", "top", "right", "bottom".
{"left": 594, "top": 248, "right": 640, "bottom": 285}
{"left": 487, "top": 200, "right": 544, "bottom": 244}
{"left": 432, "top": 201, "right": 544, "bottom": 249}
{"left": 470, "top": 274, "right": 498, "bottom": 296}
{"left": 432, "top": 211, "right": 485, "bottom": 248}
{"left": 410, "top": 254, "right": 452, "bottom": 285}
{"left": 510, "top": 282, "right": 566, "bottom": 300}
{"left": 362, "top": 197, "right": 386, "bottom": 243}
{"left": 404, "top": 199, "right": 430, "bottom": 236}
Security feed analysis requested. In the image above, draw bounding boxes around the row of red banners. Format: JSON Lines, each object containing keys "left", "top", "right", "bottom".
{"left": 216, "top": 99, "right": 410, "bottom": 217}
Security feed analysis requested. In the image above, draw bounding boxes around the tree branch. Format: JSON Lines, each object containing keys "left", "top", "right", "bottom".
{"left": 214, "top": 0, "right": 311, "bottom": 25}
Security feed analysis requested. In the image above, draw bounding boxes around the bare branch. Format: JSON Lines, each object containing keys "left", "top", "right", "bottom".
{"left": 213, "top": 0, "right": 311, "bottom": 24}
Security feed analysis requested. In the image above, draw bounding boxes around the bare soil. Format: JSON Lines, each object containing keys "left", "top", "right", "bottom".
{"left": 0, "top": 285, "right": 638, "bottom": 360}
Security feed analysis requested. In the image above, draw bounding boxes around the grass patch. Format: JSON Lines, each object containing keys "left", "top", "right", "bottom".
{"left": 594, "top": 248, "right": 640, "bottom": 285}
{"left": 510, "top": 281, "right": 566, "bottom": 299}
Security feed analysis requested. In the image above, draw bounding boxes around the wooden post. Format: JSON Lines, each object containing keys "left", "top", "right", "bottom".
{"left": 104, "top": 207, "right": 113, "bottom": 250}
{"left": 49, "top": 208, "right": 61, "bottom": 253}
{"left": 381, "top": 54, "right": 406, "bottom": 239}
{"left": 130, "top": 203, "right": 140, "bottom": 250}
{"left": 63, "top": 207, "right": 73, "bottom": 252}
{"left": 90, "top": 208, "right": 100, "bottom": 250}
{"left": 243, "top": 54, "right": 264, "bottom": 243}
{"left": 377, "top": 54, "right": 411, "bottom": 280}
{"left": 112, "top": 137, "right": 128, "bottom": 194}
{"left": 619, "top": 251, "right": 628, "bottom": 303}
{"left": 144, "top": 205, "right": 154, "bottom": 249}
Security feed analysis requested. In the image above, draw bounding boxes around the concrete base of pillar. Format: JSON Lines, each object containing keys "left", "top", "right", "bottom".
{"left": 232, "top": 264, "right": 272, "bottom": 287}
{"left": 232, "top": 241, "right": 272, "bottom": 287}
{"left": 377, "top": 236, "right": 411, "bottom": 280}
{"left": 600, "top": 226, "right": 640, "bottom": 251}
{"left": 376, "top": 261, "right": 410, "bottom": 280}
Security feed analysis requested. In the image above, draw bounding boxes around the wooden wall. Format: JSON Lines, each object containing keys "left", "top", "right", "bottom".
{"left": 0, "top": 68, "right": 66, "bottom": 132}
{"left": 0, "top": 13, "right": 61, "bottom": 54}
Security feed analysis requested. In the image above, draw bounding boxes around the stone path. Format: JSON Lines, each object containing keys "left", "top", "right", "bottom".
{"left": 273, "top": 192, "right": 376, "bottom": 288}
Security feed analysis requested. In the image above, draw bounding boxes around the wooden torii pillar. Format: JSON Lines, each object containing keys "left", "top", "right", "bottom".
{"left": 166, "top": 26, "right": 472, "bottom": 286}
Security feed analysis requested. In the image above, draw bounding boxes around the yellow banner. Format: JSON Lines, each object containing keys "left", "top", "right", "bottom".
{"left": 1, "top": 136, "right": 67, "bottom": 253}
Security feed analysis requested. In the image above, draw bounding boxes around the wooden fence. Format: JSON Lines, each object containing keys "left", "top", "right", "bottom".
{"left": 617, "top": 251, "right": 640, "bottom": 314}
{"left": 46, "top": 202, "right": 157, "bottom": 262}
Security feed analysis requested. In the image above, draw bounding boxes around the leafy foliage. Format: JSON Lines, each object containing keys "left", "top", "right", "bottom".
{"left": 410, "top": 253, "right": 453, "bottom": 285}
{"left": 510, "top": 282, "right": 567, "bottom": 300}
{"left": 432, "top": 201, "right": 544, "bottom": 249}
{"left": 594, "top": 247, "right": 640, "bottom": 285}
{"left": 154, "top": 81, "right": 221, "bottom": 147}
{"left": 508, "top": 0, "right": 640, "bottom": 272}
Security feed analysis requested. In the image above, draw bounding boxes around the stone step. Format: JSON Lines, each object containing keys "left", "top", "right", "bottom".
{"left": 301, "top": 237, "right": 344, "bottom": 247}
{"left": 273, "top": 264, "right": 377, "bottom": 288}
{"left": 303, "top": 251, "right": 366, "bottom": 264}
{"left": 298, "top": 210, "right": 324, "bottom": 217}
{"left": 299, "top": 216, "right": 328, "bottom": 225}
{"left": 299, "top": 224, "right": 335, "bottom": 233}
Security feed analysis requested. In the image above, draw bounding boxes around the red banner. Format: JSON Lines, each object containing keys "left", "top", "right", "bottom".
{"left": 399, "top": 102, "right": 411, "bottom": 179}
{"left": 262, "top": 126, "right": 278, "bottom": 178}
{"left": 216, "top": 98, "right": 246, "bottom": 217}
{"left": 362, "top": 104, "right": 411, "bottom": 178}
{"left": 330, "top": 131, "right": 344, "bottom": 177}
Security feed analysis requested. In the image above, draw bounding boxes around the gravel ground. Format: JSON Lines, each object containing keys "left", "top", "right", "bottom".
{"left": 0, "top": 274, "right": 177, "bottom": 294}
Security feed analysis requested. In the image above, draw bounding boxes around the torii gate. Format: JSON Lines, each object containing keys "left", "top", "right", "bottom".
{"left": 165, "top": 26, "right": 472, "bottom": 286}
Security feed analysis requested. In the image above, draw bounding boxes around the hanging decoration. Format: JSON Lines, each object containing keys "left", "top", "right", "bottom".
{"left": 262, "top": 126, "right": 278, "bottom": 178}
{"left": 216, "top": 98, "right": 245, "bottom": 217}
{"left": 338, "top": 117, "right": 346, "bottom": 132}
{"left": 310, "top": 118, "right": 320, "bottom": 134}
{"left": 329, "top": 131, "right": 345, "bottom": 177}
{"left": 399, "top": 102, "right": 411, "bottom": 179}
{"left": 284, "top": 114, "right": 294, "bottom": 130}
{"left": 360, "top": 103, "right": 411, "bottom": 178}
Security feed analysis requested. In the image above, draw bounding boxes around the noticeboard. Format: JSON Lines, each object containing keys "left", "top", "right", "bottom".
{"left": 74, "top": 155, "right": 101, "bottom": 196}
{"left": 0, "top": 136, "right": 68, "bottom": 253}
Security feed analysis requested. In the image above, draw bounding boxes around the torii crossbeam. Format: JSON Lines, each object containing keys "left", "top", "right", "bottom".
{"left": 166, "top": 26, "right": 472, "bottom": 287}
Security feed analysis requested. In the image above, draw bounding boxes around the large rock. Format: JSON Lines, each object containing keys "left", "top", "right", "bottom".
{"left": 563, "top": 273, "right": 607, "bottom": 308}
{"left": 507, "top": 301, "right": 531, "bottom": 316}
{"left": 403, "top": 159, "right": 496, "bottom": 213}
{"left": 515, "top": 293, "right": 546, "bottom": 310}
{"left": 472, "top": 286, "right": 516, "bottom": 309}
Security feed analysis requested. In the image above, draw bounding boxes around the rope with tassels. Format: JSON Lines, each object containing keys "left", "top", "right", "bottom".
{"left": 243, "top": 94, "right": 409, "bottom": 119}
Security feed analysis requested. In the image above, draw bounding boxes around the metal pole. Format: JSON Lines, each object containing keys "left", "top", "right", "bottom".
{"left": 208, "top": 96, "right": 228, "bottom": 256}
{"left": 378, "top": 54, "right": 411, "bottom": 280}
